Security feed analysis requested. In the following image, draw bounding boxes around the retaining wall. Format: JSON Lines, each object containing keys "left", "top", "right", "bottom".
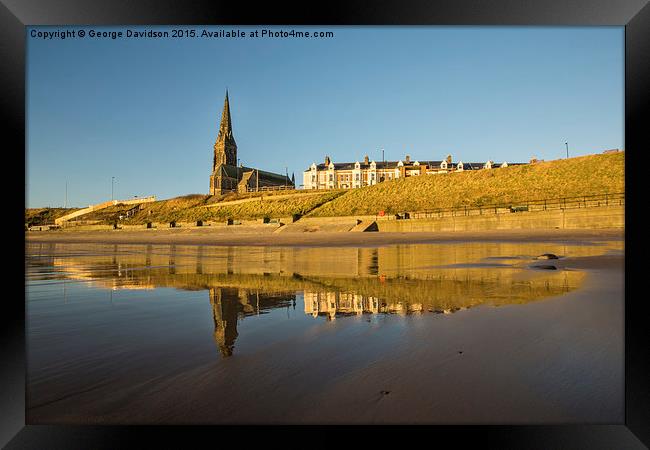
{"left": 376, "top": 205, "right": 624, "bottom": 232}
{"left": 278, "top": 215, "right": 378, "bottom": 233}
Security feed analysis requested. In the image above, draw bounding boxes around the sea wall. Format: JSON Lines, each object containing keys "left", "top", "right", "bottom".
{"left": 376, "top": 205, "right": 624, "bottom": 232}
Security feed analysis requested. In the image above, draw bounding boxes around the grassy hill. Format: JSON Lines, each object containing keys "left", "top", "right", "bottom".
{"left": 25, "top": 207, "right": 80, "bottom": 226}
{"left": 309, "top": 152, "right": 624, "bottom": 217}
{"left": 26, "top": 152, "right": 624, "bottom": 226}
{"left": 76, "top": 190, "right": 345, "bottom": 224}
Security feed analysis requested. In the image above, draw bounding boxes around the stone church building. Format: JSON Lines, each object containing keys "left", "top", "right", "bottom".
{"left": 209, "top": 91, "right": 293, "bottom": 195}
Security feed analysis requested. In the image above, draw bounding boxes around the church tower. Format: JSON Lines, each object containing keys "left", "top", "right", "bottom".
{"left": 210, "top": 90, "right": 239, "bottom": 195}
{"left": 213, "top": 90, "right": 237, "bottom": 169}
{"left": 208, "top": 89, "right": 293, "bottom": 195}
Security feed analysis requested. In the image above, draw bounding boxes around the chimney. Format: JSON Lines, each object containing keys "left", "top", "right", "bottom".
{"left": 364, "top": 155, "right": 369, "bottom": 165}
{"left": 405, "top": 154, "right": 411, "bottom": 164}
{"left": 446, "top": 154, "right": 452, "bottom": 164}
{"left": 325, "top": 155, "right": 331, "bottom": 166}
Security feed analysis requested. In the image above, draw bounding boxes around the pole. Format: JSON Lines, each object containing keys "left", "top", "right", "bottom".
{"left": 65, "top": 181, "right": 67, "bottom": 208}
{"left": 111, "top": 177, "right": 115, "bottom": 201}
{"left": 565, "top": 142, "right": 569, "bottom": 159}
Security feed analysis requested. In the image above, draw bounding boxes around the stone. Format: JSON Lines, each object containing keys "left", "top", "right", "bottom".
{"left": 535, "top": 253, "right": 559, "bottom": 260}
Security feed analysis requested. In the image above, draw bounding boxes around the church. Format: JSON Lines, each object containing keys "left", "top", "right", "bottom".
{"left": 209, "top": 91, "right": 294, "bottom": 195}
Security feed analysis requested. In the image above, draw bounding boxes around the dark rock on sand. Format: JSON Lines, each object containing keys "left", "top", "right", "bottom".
{"left": 535, "top": 253, "right": 559, "bottom": 260}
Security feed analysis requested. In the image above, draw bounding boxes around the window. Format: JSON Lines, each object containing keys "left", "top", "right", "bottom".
{"left": 355, "top": 173, "right": 360, "bottom": 181}
{"left": 329, "top": 174, "right": 333, "bottom": 181}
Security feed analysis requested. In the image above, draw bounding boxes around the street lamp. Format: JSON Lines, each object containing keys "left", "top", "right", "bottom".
{"left": 111, "top": 177, "right": 116, "bottom": 201}
{"left": 565, "top": 142, "right": 569, "bottom": 159}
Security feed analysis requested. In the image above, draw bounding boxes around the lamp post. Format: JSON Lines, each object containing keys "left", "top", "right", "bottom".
{"left": 565, "top": 142, "right": 569, "bottom": 159}
{"left": 111, "top": 177, "right": 115, "bottom": 201}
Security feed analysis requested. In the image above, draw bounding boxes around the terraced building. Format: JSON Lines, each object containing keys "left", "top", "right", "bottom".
{"left": 302, "top": 154, "right": 519, "bottom": 190}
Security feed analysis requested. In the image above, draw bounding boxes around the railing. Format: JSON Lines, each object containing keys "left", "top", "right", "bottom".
{"left": 246, "top": 185, "right": 295, "bottom": 193}
{"left": 380, "top": 192, "right": 624, "bottom": 220}
{"left": 297, "top": 186, "right": 350, "bottom": 192}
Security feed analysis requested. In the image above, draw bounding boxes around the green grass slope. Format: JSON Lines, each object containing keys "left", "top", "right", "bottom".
{"left": 310, "top": 152, "right": 624, "bottom": 217}
{"left": 25, "top": 207, "right": 80, "bottom": 226}
{"left": 27, "top": 153, "right": 623, "bottom": 226}
{"left": 78, "top": 191, "right": 345, "bottom": 224}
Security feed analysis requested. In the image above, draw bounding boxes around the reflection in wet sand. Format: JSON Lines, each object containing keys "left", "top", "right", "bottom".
{"left": 28, "top": 240, "right": 621, "bottom": 281}
{"left": 209, "top": 287, "right": 295, "bottom": 357}
{"left": 25, "top": 240, "right": 624, "bottom": 424}
{"left": 24, "top": 241, "right": 622, "bottom": 358}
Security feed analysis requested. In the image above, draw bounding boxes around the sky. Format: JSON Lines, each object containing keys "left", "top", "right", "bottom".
{"left": 26, "top": 26, "right": 624, "bottom": 208}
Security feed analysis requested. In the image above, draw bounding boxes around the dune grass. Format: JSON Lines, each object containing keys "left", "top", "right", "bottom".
{"left": 310, "top": 152, "right": 624, "bottom": 217}
{"left": 190, "top": 191, "right": 344, "bottom": 222}
{"left": 77, "top": 190, "right": 346, "bottom": 224}
{"left": 28, "top": 152, "right": 624, "bottom": 225}
{"left": 25, "top": 207, "right": 80, "bottom": 226}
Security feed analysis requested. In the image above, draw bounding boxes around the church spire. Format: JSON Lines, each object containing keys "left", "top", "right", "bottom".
{"left": 217, "top": 90, "right": 234, "bottom": 143}
{"left": 213, "top": 90, "right": 237, "bottom": 168}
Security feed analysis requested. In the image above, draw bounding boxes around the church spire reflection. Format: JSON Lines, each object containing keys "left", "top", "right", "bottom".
{"left": 209, "top": 287, "right": 240, "bottom": 357}
{"left": 209, "top": 287, "right": 296, "bottom": 358}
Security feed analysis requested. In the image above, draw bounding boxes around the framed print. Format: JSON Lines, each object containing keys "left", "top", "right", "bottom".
{"left": 4, "top": 0, "right": 649, "bottom": 447}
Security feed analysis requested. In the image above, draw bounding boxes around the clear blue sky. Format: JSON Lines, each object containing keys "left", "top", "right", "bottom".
{"left": 27, "top": 26, "right": 623, "bottom": 208}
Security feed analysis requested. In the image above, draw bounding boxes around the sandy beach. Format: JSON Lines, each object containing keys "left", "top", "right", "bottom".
{"left": 25, "top": 231, "right": 625, "bottom": 424}
{"left": 26, "top": 227, "right": 624, "bottom": 247}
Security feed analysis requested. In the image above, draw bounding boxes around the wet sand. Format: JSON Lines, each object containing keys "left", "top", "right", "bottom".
{"left": 26, "top": 227, "right": 624, "bottom": 247}
{"left": 27, "top": 246, "right": 624, "bottom": 424}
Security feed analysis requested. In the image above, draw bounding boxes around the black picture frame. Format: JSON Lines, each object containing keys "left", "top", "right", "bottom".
{"left": 4, "top": 0, "right": 648, "bottom": 447}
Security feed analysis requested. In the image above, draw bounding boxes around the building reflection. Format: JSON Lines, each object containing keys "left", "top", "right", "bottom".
{"left": 303, "top": 290, "right": 464, "bottom": 319}
{"left": 26, "top": 241, "right": 612, "bottom": 358}
{"left": 209, "top": 287, "right": 295, "bottom": 357}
